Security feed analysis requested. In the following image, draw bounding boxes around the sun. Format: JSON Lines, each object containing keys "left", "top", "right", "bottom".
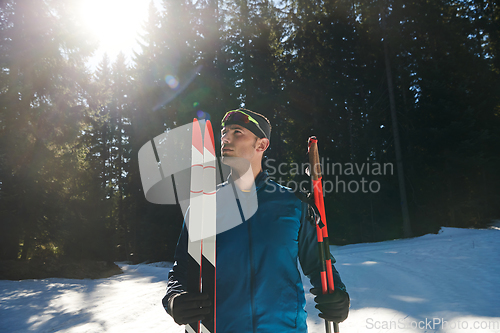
{"left": 78, "top": 0, "right": 151, "bottom": 60}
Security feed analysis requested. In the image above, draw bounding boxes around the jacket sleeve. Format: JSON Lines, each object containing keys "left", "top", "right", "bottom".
{"left": 298, "top": 201, "right": 346, "bottom": 292}
{"left": 162, "top": 217, "right": 189, "bottom": 315}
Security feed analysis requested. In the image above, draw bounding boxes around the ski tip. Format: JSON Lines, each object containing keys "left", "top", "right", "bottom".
{"left": 204, "top": 120, "right": 216, "bottom": 156}
{"left": 192, "top": 118, "right": 203, "bottom": 153}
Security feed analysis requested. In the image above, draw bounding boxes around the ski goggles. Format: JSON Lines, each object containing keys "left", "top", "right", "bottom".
{"left": 221, "top": 110, "right": 267, "bottom": 139}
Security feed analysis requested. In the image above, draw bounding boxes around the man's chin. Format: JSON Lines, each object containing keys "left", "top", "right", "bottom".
{"left": 221, "top": 154, "right": 232, "bottom": 164}
{"left": 221, "top": 156, "right": 251, "bottom": 169}
{"left": 221, "top": 155, "right": 230, "bottom": 165}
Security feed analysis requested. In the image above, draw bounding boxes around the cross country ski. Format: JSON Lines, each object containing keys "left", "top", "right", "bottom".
{"left": 186, "top": 119, "right": 217, "bottom": 333}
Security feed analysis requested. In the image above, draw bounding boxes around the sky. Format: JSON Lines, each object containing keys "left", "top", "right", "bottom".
{"left": 78, "top": 0, "right": 163, "bottom": 70}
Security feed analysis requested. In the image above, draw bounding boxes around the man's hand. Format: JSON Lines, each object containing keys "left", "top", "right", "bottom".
{"left": 167, "top": 292, "right": 212, "bottom": 325}
{"left": 310, "top": 288, "right": 350, "bottom": 323}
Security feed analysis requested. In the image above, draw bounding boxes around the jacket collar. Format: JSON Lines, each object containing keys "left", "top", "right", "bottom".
{"left": 254, "top": 170, "right": 270, "bottom": 191}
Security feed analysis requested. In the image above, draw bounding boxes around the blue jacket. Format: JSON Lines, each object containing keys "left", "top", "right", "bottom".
{"left": 164, "top": 171, "right": 346, "bottom": 332}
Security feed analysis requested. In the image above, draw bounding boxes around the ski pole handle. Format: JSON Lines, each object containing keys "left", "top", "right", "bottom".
{"left": 308, "top": 137, "right": 335, "bottom": 293}
{"left": 308, "top": 137, "right": 340, "bottom": 333}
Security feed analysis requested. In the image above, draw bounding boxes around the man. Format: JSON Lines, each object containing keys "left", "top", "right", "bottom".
{"left": 163, "top": 109, "right": 349, "bottom": 332}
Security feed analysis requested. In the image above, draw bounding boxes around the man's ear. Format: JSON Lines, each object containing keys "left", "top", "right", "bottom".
{"left": 256, "top": 138, "right": 270, "bottom": 152}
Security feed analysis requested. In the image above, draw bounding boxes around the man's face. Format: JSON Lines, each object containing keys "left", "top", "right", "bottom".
{"left": 220, "top": 124, "right": 259, "bottom": 166}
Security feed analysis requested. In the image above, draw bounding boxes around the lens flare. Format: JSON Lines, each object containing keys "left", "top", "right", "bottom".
{"left": 165, "top": 75, "right": 180, "bottom": 90}
{"left": 153, "top": 65, "right": 203, "bottom": 112}
{"left": 197, "top": 111, "right": 211, "bottom": 121}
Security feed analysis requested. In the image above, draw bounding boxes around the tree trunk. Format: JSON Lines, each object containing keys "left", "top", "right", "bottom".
{"left": 381, "top": 5, "right": 412, "bottom": 238}
{"left": 20, "top": 227, "right": 32, "bottom": 260}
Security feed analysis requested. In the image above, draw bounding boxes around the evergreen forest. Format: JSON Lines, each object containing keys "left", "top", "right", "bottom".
{"left": 1, "top": 0, "right": 499, "bottom": 263}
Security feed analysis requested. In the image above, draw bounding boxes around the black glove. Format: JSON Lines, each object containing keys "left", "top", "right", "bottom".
{"left": 310, "top": 288, "right": 350, "bottom": 323}
{"left": 166, "top": 292, "right": 212, "bottom": 325}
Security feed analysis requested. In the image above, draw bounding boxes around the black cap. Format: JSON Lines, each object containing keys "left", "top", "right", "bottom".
{"left": 221, "top": 109, "right": 272, "bottom": 142}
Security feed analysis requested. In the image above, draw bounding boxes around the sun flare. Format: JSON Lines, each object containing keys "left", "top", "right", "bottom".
{"left": 78, "top": 0, "right": 150, "bottom": 58}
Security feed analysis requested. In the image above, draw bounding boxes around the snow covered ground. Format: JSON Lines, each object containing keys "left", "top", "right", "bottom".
{"left": 1, "top": 227, "right": 499, "bottom": 333}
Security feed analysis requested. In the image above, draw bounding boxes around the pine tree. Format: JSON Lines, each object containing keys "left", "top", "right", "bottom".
{"left": 0, "top": 0, "right": 95, "bottom": 260}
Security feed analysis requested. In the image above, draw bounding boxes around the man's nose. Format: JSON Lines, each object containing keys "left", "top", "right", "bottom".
{"left": 221, "top": 133, "right": 230, "bottom": 143}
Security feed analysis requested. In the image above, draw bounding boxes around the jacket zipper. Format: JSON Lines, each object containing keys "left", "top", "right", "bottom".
{"left": 248, "top": 181, "right": 267, "bottom": 333}
{"left": 233, "top": 176, "right": 266, "bottom": 333}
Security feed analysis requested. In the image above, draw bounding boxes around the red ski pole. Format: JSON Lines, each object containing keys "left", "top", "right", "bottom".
{"left": 308, "top": 137, "right": 339, "bottom": 333}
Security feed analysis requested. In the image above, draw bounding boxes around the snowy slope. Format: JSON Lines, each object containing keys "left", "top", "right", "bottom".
{"left": 305, "top": 227, "right": 500, "bottom": 333}
{"left": 1, "top": 227, "right": 499, "bottom": 333}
